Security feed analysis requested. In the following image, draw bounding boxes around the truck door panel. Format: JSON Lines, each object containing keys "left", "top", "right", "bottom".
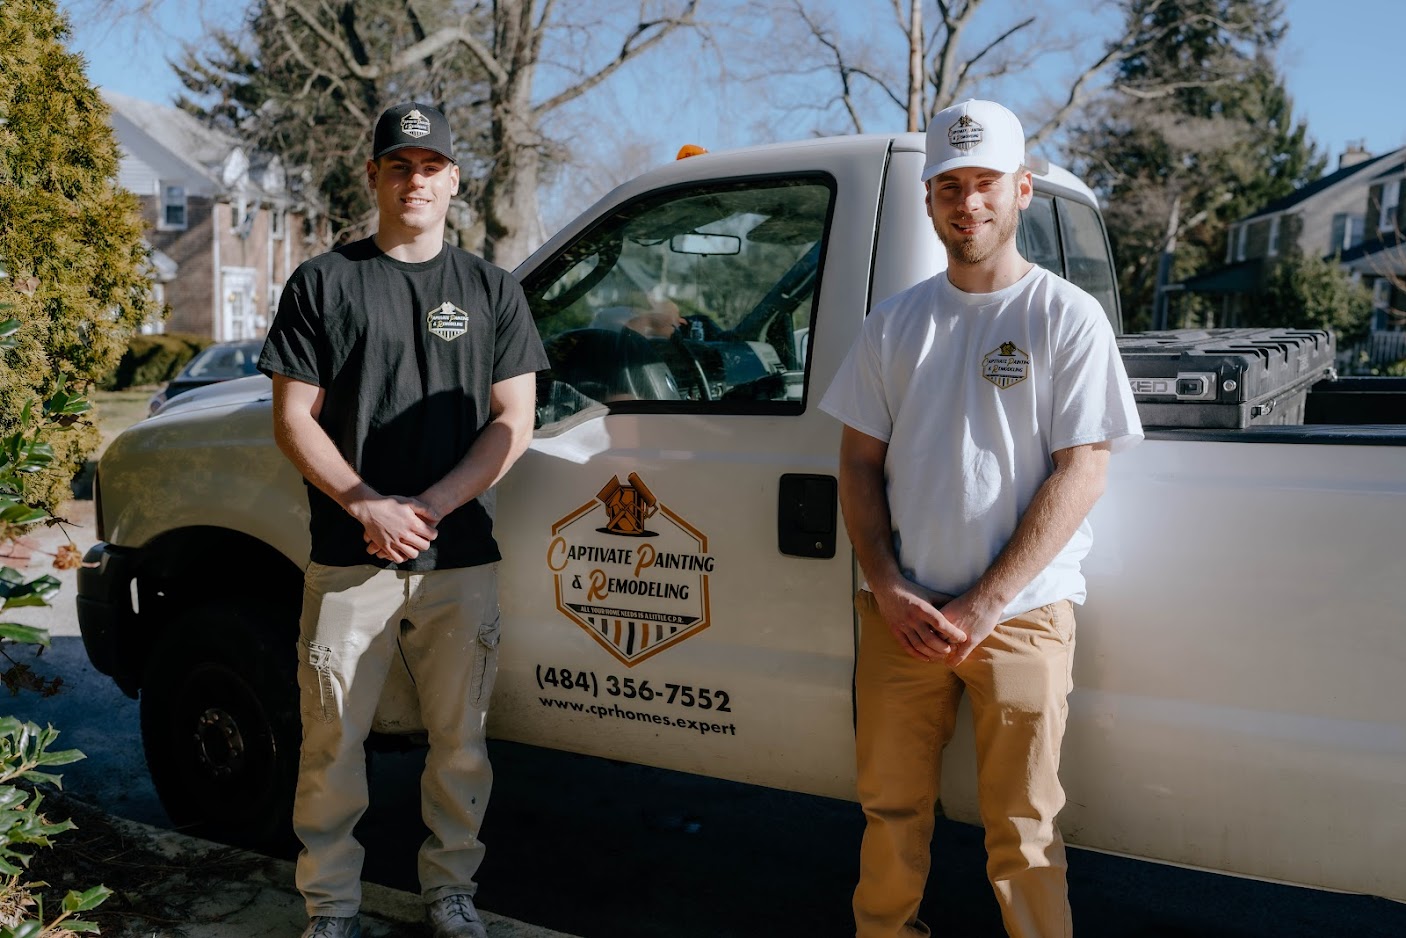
{"left": 492, "top": 159, "right": 886, "bottom": 800}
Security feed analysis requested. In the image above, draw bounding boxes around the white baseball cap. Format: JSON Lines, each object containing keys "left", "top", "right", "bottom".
{"left": 921, "top": 99, "right": 1025, "bottom": 181}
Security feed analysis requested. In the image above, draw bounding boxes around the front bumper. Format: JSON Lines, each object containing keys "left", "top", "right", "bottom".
{"left": 76, "top": 542, "right": 141, "bottom": 698}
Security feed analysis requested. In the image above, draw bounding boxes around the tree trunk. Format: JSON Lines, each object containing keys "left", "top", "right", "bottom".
{"left": 481, "top": 1, "right": 541, "bottom": 269}
{"left": 906, "top": 0, "right": 922, "bottom": 132}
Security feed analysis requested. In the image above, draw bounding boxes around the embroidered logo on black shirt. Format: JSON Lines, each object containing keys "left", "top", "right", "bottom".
{"left": 427, "top": 301, "right": 469, "bottom": 341}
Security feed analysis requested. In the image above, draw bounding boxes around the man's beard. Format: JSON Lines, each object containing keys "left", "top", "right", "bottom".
{"left": 936, "top": 198, "right": 1020, "bottom": 266}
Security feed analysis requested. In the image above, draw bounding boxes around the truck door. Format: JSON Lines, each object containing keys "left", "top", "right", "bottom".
{"left": 491, "top": 162, "right": 884, "bottom": 800}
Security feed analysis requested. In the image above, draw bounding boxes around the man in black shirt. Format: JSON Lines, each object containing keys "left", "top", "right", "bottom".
{"left": 260, "top": 101, "right": 547, "bottom": 938}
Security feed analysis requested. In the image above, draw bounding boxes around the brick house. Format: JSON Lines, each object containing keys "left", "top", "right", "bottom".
{"left": 104, "top": 89, "right": 316, "bottom": 340}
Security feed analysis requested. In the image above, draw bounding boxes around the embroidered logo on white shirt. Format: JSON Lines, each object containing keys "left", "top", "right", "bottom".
{"left": 982, "top": 341, "right": 1030, "bottom": 389}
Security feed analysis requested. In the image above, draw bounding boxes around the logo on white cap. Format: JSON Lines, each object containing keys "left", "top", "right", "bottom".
{"left": 401, "top": 109, "right": 431, "bottom": 138}
{"left": 948, "top": 114, "right": 983, "bottom": 153}
{"left": 922, "top": 99, "right": 1025, "bottom": 181}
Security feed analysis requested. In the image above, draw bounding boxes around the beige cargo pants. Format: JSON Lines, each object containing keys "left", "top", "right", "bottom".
{"left": 852, "top": 589, "right": 1076, "bottom": 938}
{"left": 293, "top": 561, "right": 501, "bottom": 917}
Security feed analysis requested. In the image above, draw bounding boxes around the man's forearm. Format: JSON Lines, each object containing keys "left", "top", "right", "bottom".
{"left": 419, "top": 372, "right": 537, "bottom": 517}
{"left": 273, "top": 406, "right": 378, "bottom": 510}
{"left": 419, "top": 415, "right": 532, "bottom": 516}
{"left": 839, "top": 457, "right": 903, "bottom": 590}
{"left": 969, "top": 444, "right": 1110, "bottom": 611}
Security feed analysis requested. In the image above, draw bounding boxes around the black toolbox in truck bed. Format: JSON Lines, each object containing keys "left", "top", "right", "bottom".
{"left": 1116, "top": 328, "right": 1336, "bottom": 428}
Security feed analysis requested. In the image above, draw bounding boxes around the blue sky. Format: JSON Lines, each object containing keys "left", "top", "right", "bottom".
{"left": 65, "top": 0, "right": 1406, "bottom": 179}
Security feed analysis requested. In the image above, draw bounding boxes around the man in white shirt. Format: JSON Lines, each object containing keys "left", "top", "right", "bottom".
{"left": 820, "top": 99, "right": 1142, "bottom": 938}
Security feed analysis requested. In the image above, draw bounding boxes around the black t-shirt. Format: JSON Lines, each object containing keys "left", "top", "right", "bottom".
{"left": 259, "top": 238, "right": 548, "bottom": 570}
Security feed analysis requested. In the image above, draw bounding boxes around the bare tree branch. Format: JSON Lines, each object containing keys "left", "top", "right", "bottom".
{"left": 950, "top": 15, "right": 1034, "bottom": 100}
{"left": 532, "top": 0, "right": 700, "bottom": 117}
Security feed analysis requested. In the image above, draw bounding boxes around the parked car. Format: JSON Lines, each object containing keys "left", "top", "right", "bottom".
{"left": 148, "top": 339, "right": 264, "bottom": 415}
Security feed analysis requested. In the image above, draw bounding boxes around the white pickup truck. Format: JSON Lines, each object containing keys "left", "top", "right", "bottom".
{"left": 77, "top": 133, "right": 1406, "bottom": 904}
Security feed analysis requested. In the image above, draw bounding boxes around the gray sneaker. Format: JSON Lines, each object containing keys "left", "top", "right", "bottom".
{"left": 302, "top": 916, "right": 362, "bottom": 938}
{"left": 426, "top": 893, "right": 487, "bottom": 938}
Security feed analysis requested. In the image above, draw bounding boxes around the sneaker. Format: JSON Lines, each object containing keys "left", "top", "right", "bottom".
{"left": 426, "top": 893, "right": 487, "bottom": 938}
{"left": 302, "top": 916, "right": 362, "bottom": 938}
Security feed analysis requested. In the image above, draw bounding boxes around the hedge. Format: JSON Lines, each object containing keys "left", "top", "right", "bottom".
{"left": 99, "top": 333, "right": 214, "bottom": 390}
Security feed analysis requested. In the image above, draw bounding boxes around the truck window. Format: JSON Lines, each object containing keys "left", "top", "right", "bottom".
{"left": 524, "top": 176, "right": 835, "bottom": 427}
{"left": 1056, "top": 197, "right": 1121, "bottom": 329}
{"left": 1018, "top": 195, "right": 1060, "bottom": 276}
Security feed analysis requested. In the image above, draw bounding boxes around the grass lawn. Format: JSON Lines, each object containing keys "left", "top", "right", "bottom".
{"left": 90, "top": 388, "right": 156, "bottom": 457}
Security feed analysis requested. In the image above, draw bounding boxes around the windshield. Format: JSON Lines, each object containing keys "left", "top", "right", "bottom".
{"left": 183, "top": 341, "right": 263, "bottom": 380}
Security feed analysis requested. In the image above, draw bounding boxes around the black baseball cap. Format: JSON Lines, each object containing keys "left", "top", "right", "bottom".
{"left": 372, "top": 101, "right": 457, "bottom": 162}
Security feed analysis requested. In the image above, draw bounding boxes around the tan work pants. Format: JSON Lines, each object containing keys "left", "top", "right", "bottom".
{"left": 293, "top": 561, "right": 501, "bottom": 917}
{"left": 853, "top": 590, "right": 1075, "bottom": 938}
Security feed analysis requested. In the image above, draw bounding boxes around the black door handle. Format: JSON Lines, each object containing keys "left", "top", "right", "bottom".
{"left": 777, "top": 473, "right": 837, "bottom": 559}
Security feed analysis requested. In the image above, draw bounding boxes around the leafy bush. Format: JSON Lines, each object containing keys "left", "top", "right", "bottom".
{"left": 98, "top": 333, "right": 213, "bottom": 391}
{"left": 0, "top": 0, "right": 158, "bottom": 514}
{"left": 0, "top": 279, "right": 108, "bottom": 935}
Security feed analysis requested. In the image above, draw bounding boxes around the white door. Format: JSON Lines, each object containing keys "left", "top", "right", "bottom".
{"left": 491, "top": 162, "right": 887, "bottom": 800}
{"left": 220, "top": 267, "right": 258, "bottom": 340}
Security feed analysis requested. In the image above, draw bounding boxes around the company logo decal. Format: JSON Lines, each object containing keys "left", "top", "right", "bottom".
{"left": 981, "top": 341, "right": 1030, "bottom": 389}
{"left": 949, "top": 114, "right": 983, "bottom": 153}
{"left": 427, "top": 301, "right": 469, "bottom": 341}
{"left": 548, "top": 472, "right": 713, "bottom": 667}
{"left": 400, "top": 108, "right": 431, "bottom": 138}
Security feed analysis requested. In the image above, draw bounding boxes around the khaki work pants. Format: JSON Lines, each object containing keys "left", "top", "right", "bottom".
{"left": 853, "top": 590, "right": 1076, "bottom": 938}
{"left": 293, "top": 561, "right": 501, "bottom": 917}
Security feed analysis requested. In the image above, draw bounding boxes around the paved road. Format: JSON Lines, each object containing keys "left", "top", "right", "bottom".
{"left": 9, "top": 506, "right": 1405, "bottom": 938}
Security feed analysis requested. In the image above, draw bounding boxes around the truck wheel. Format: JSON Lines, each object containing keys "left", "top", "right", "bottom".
{"left": 139, "top": 603, "right": 300, "bottom": 852}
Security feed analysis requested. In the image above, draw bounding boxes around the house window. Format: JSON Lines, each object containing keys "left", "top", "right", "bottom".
{"left": 1374, "top": 279, "right": 1393, "bottom": 310}
{"left": 230, "top": 197, "right": 249, "bottom": 232}
{"left": 1329, "top": 214, "right": 1365, "bottom": 254}
{"left": 1225, "top": 224, "right": 1237, "bottom": 263}
{"left": 1380, "top": 179, "right": 1401, "bottom": 234}
{"left": 161, "top": 185, "right": 187, "bottom": 230}
{"left": 270, "top": 209, "right": 286, "bottom": 241}
{"left": 1235, "top": 223, "right": 1248, "bottom": 262}
{"left": 1267, "top": 216, "right": 1281, "bottom": 256}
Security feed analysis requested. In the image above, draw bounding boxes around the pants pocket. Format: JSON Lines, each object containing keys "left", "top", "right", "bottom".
{"left": 297, "top": 638, "right": 337, "bottom": 724}
{"left": 468, "top": 614, "right": 501, "bottom": 709}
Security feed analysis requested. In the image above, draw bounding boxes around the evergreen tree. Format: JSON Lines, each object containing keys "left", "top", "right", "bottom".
{"left": 173, "top": 0, "right": 492, "bottom": 246}
{"left": 1253, "top": 248, "right": 1373, "bottom": 340}
{"left": 0, "top": 0, "right": 155, "bottom": 509}
{"left": 1064, "top": 0, "right": 1325, "bottom": 331}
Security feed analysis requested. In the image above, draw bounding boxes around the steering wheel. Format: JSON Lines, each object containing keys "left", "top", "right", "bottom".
{"left": 668, "top": 324, "right": 713, "bottom": 401}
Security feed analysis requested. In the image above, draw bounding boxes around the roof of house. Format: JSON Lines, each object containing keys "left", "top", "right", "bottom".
{"left": 1246, "top": 146, "right": 1406, "bottom": 220}
{"left": 1339, "top": 229, "right": 1405, "bottom": 270}
{"left": 102, "top": 89, "right": 288, "bottom": 202}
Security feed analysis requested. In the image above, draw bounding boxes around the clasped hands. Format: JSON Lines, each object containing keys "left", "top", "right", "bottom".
{"left": 348, "top": 493, "right": 445, "bottom": 564}
{"left": 871, "top": 577, "right": 1001, "bottom": 667}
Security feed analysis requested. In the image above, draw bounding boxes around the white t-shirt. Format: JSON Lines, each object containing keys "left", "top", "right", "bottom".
{"left": 820, "top": 265, "right": 1143, "bottom": 619}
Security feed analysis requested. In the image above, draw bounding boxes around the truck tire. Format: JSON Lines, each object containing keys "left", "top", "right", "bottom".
{"left": 139, "top": 603, "right": 301, "bottom": 852}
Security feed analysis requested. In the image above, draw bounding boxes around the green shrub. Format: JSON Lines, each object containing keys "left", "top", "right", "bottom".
{"left": 98, "top": 332, "right": 213, "bottom": 391}
{"left": 0, "top": 289, "right": 109, "bottom": 936}
{"left": 0, "top": 0, "right": 158, "bottom": 514}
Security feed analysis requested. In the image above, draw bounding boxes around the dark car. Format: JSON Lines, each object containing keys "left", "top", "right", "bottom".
{"left": 148, "top": 339, "right": 264, "bottom": 415}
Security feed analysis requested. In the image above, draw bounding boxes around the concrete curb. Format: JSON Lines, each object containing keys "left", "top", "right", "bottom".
{"left": 91, "top": 810, "right": 580, "bottom": 938}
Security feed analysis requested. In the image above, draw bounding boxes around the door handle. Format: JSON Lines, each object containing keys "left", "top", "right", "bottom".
{"left": 778, "top": 473, "right": 837, "bottom": 559}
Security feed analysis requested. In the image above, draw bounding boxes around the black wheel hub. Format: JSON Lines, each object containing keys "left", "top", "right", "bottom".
{"left": 193, "top": 707, "right": 247, "bottom": 776}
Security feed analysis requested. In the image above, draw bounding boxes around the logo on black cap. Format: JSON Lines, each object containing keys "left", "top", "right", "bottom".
{"left": 401, "top": 109, "right": 431, "bottom": 139}
{"left": 373, "top": 101, "right": 456, "bottom": 162}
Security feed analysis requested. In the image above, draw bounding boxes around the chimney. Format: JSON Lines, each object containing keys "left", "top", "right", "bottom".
{"left": 1339, "top": 140, "right": 1371, "bottom": 171}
